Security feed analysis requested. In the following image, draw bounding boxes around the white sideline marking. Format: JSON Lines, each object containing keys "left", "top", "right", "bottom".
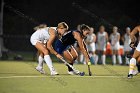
{"left": 0, "top": 75, "right": 123, "bottom": 79}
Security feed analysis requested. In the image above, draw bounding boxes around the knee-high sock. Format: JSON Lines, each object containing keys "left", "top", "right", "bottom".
{"left": 44, "top": 55, "right": 54, "bottom": 72}
{"left": 102, "top": 55, "right": 106, "bottom": 65}
{"left": 112, "top": 55, "right": 116, "bottom": 65}
{"left": 125, "top": 56, "right": 129, "bottom": 65}
{"left": 117, "top": 55, "right": 122, "bottom": 64}
{"left": 79, "top": 54, "right": 84, "bottom": 63}
{"left": 129, "top": 58, "right": 136, "bottom": 74}
{"left": 93, "top": 54, "right": 97, "bottom": 65}
{"left": 94, "top": 54, "right": 98, "bottom": 65}
{"left": 66, "top": 63, "right": 73, "bottom": 71}
{"left": 37, "top": 55, "right": 44, "bottom": 68}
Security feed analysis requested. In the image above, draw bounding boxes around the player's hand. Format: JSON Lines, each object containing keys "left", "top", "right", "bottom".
{"left": 56, "top": 54, "right": 63, "bottom": 59}
{"left": 129, "top": 42, "right": 135, "bottom": 48}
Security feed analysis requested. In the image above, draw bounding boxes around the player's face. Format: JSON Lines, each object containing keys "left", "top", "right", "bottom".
{"left": 126, "top": 28, "right": 130, "bottom": 34}
{"left": 99, "top": 26, "right": 105, "bottom": 33}
{"left": 83, "top": 30, "right": 90, "bottom": 37}
{"left": 113, "top": 27, "right": 117, "bottom": 33}
{"left": 57, "top": 28, "right": 67, "bottom": 35}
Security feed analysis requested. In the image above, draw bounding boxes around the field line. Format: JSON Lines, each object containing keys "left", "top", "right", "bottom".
{"left": 0, "top": 75, "right": 124, "bottom": 79}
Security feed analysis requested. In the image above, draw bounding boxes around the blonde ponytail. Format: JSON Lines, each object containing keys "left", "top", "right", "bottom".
{"left": 33, "top": 24, "right": 47, "bottom": 31}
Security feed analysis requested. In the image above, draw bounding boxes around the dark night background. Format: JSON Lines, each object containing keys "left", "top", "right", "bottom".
{"left": 1, "top": 0, "right": 140, "bottom": 51}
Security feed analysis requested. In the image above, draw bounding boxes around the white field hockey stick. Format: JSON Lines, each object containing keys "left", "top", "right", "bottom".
{"left": 60, "top": 58, "right": 85, "bottom": 76}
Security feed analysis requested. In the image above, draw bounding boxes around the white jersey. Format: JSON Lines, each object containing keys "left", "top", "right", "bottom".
{"left": 30, "top": 27, "right": 57, "bottom": 45}
{"left": 86, "top": 33, "right": 96, "bottom": 43}
{"left": 123, "top": 33, "right": 132, "bottom": 51}
{"left": 97, "top": 32, "right": 107, "bottom": 51}
{"left": 110, "top": 32, "right": 120, "bottom": 50}
{"left": 86, "top": 33, "right": 96, "bottom": 51}
{"left": 124, "top": 33, "right": 131, "bottom": 45}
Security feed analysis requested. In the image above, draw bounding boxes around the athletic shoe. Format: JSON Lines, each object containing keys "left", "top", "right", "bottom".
{"left": 51, "top": 67, "right": 59, "bottom": 75}
{"left": 127, "top": 74, "right": 133, "bottom": 79}
{"left": 35, "top": 66, "right": 45, "bottom": 74}
{"left": 51, "top": 70, "right": 59, "bottom": 76}
{"left": 132, "top": 70, "right": 139, "bottom": 76}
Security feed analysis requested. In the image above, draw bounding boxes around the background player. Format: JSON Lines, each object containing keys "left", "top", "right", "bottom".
{"left": 96, "top": 25, "right": 108, "bottom": 65}
{"left": 122, "top": 27, "right": 132, "bottom": 65}
{"left": 110, "top": 26, "right": 122, "bottom": 65}
{"left": 85, "top": 27, "right": 97, "bottom": 64}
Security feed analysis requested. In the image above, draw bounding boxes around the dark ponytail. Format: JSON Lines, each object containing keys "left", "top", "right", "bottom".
{"left": 79, "top": 24, "right": 90, "bottom": 31}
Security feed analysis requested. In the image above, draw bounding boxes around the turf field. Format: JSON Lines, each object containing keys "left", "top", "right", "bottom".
{"left": 0, "top": 61, "right": 140, "bottom": 93}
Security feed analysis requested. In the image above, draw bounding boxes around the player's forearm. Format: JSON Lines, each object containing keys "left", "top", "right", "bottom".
{"left": 81, "top": 49, "right": 90, "bottom": 62}
{"left": 47, "top": 46, "right": 58, "bottom": 55}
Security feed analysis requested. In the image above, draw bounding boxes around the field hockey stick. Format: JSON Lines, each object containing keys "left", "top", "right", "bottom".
{"left": 60, "top": 58, "right": 85, "bottom": 76}
{"left": 88, "top": 64, "right": 92, "bottom": 76}
{"left": 83, "top": 41, "right": 92, "bottom": 76}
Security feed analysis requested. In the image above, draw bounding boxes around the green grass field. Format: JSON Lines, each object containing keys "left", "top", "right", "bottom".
{"left": 0, "top": 61, "right": 140, "bottom": 93}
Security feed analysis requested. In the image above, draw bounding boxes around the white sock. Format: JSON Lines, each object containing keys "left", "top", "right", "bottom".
{"left": 95, "top": 55, "right": 98, "bottom": 65}
{"left": 129, "top": 58, "right": 136, "bottom": 74}
{"left": 117, "top": 55, "right": 122, "bottom": 64}
{"left": 112, "top": 55, "right": 116, "bottom": 65}
{"left": 125, "top": 57, "right": 129, "bottom": 65}
{"left": 93, "top": 54, "right": 97, "bottom": 65}
{"left": 37, "top": 55, "right": 44, "bottom": 68}
{"left": 44, "top": 55, "right": 54, "bottom": 72}
{"left": 102, "top": 55, "right": 106, "bottom": 65}
{"left": 80, "top": 54, "right": 84, "bottom": 63}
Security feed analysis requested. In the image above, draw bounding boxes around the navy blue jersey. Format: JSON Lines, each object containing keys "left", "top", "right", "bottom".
{"left": 59, "top": 30, "right": 81, "bottom": 46}
{"left": 55, "top": 30, "right": 81, "bottom": 54}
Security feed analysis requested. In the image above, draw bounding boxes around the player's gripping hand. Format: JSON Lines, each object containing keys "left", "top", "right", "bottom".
{"left": 129, "top": 42, "right": 135, "bottom": 48}
{"left": 56, "top": 54, "right": 63, "bottom": 59}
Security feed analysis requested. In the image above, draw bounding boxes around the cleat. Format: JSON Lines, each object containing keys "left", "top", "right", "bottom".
{"left": 68, "top": 71, "right": 75, "bottom": 75}
{"left": 132, "top": 70, "right": 139, "bottom": 76}
{"left": 51, "top": 69, "right": 59, "bottom": 76}
{"left": 51, "top": 67, "right": 59, "bottom": 76}
{"left": 127, "top": 74, "right": 133, "bottom": 79}
{"left": 35, "top": 67, "right": 45, "bottom": 74}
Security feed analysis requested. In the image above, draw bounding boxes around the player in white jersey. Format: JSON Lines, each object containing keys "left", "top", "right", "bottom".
{"left": 110, "top": 26, "right": 122, "bottom": 65}
{"left": 85, "top": 27, "right": 97, "bottom": 64}
{"left": 128, "top": 25, "right": 140, "bottom": 78}
{"left": 30, "top": 22, "right": 68, "bottom": 75}
{"left": 122, "top": 27, "right": 132, "bottom": 65}
{"left": 96, "top": 25, "right": 108, "bottom": 65}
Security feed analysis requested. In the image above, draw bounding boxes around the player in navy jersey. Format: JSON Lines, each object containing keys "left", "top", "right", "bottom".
{"left": 55, "top": 24, "right": 91, "bottom": 75}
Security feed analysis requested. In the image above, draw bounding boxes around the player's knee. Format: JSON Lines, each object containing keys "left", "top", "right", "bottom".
{"left": 137, "top": 57, "right": 140, "bottom": 63}
{"left": 42, "top": 49, "right": 49, "bottom": 55}
{"left": 130, "top": 58, "right": 136, "bottom": 65}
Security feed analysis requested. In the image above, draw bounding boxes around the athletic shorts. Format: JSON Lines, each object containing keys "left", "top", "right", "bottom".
{"left": 111, "top": 43, "right": 120, "bottom": 50}
{"left": 96, "top": 44, "right": 106, "bottom": 51}
{"left": 30, "top": 35, "right": 43, "bottom": 46}
{"left": 55, "top": 39, "right": 70, "bottom": 54}
{"left": 87, "top": 43, "right": 96, "bottom": 52}
{"left": 136, "top": 42, "right": 140, "bottom": 52}
{"left": 124, "top": 44, "right": 132, "bottom": 52}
